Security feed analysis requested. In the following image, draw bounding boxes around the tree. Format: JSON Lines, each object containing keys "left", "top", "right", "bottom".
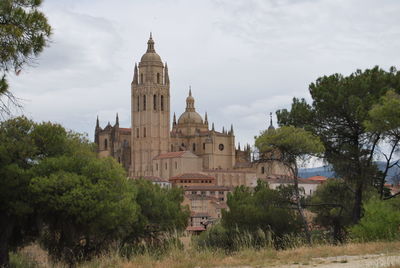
{"left": 120, "top": 179, "right": 189, "bottom": 255}
{"left": 0, "top": 0, "right": 51, "bottom": 117}
{"left": 255, "top": 126, "right": 324, "bottom": 245}
{"left": 30, "top": 152, "right": 139, "bottom": 264}
{"left": 310, "top": 179, "right": 354, "bottom": 243}
{"left": 350, "top": 196, "right": 400, "bottom": 241}
{"left": 277, "top": 66, "right": 400, "bottom": 223}
{"left": 365, "top": 90, "right": 400, "bottom": 199}
{"left": 200, "top": 181, "right": 302, "bottom": 250}
{"left": 0, "top": 117, "right": 139, "bottom": 266}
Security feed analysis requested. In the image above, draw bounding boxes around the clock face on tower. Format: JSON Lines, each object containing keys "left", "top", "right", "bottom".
{"left": 219, "top": 144, "right": 224, "bottom": 151}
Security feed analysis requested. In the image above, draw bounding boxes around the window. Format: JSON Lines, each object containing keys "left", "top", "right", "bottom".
{"left": 157, "top": 73, "right": 160, "bottom": 84}
{"left": 165, "top": 163, "right": 167, "bottom": 170}
{"left": 156, "top": 163, "right": 158, "bottom": 170}
{"left": 192, "top": 191, "right": 196, "bottom": 194}
{"left": 136, "top": 128, "right": 139, "bottom": 138}
{"left": 219, "top": 144, "right": 224, "bottom": 151}
{"left": 210, "top": 191, "right": 215, "bottom": 194}
{"left": 143, "top": 127, "right": 146, "bottom": 138}
{"left": 153, "top": 94, "right": 157, "bottom": 110}
{"left": 137, "top": 96, "right": 140, "bottom": 111}
{"left": 219, "top": 191, "right": 224, "bottom": 195}
{"left": 193, "top": 143, "right": 196, "bottom": 151}
{"left": 161, "top": 95, "right": 164, "bottom": 111}
{"left": 118, "top": 157, "right": 121, "bottom": 163}
{"left": 104, "top": 139, "right": 108, "bottom": 150}
{"left": 203, "top": 143, "right": 206, "bottom": 150}
{"left": 171, "top": 144, "right": 173, "bottom": 151}
{"left": 201, "top": 191, "right": 206, "bottom": 195}
{"left": 261, "top": 166, "right": 265, "bottom": 174}
{"left": 140, "top": 73, "right": 143, "bottom": 84}
{"left": 143, "top": 95, "right": 146, "bottom": 110}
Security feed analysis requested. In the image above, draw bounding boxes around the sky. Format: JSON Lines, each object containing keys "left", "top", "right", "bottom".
{"left": 8, "top": 0, "right": 400, "bottom": 166}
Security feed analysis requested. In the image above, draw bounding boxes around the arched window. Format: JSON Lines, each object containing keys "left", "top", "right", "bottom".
{"left": 165, "top": 163, "right": 167, "bottom": 170}
{"left": 104, "top": 139, "right": 108, "bottom": 150}
{"left": 140, "top": 73, "right": 144, "bottom": 84}
{"left": 171, "top": 144, "right": 173, "bottom": 151}
{"left": 136, "top": 128, "right": 139, "bottom": 138}
{"left": 157, "top": 73, "right": 160, "bottom": 84}
{"left": 153, "top": 94, "right": 157, "bottom": 110}
{"left": 261, "top": 166, "right": 265, "bottom": 174}
{"left": 143, "top": 127, "right": 146, "bottom": 138}
{"left": 192, "top": 143, "right": 196, "bottom": 151}
{"left": 143, "top": 95, "right": 146, "bottom": 110}
{"left": 161, "top": 95, "right": 164, "bottom": 111}
{"left": 137, "top": 96, "right": 140, "bottom": 111}
{"left": 203, "top": 143, "right": 206, "bottom": 150}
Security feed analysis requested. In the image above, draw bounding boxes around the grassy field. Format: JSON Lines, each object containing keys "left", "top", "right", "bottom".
{"left": 11, "top": 241, "right": 400, "bottom": 268}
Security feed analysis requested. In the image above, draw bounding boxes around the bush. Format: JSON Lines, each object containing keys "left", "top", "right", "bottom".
{"left": 350, "top": 197, "right": 400, "bottom": 242}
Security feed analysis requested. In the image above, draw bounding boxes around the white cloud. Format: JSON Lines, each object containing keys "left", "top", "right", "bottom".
{"left": 5, "top": 0, "right": 400, "bottom": 154}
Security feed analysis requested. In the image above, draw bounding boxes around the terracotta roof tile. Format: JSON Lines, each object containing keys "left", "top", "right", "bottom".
{"left": 170, "top": 173, "right": 215, "bottom": 180}
{"left": 307, "top": 176, "right": 328, "bottom": 182}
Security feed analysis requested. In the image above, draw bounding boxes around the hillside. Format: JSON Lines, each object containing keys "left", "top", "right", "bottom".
{"left": 299, "top": 161, "right": 400, "bottom": 184}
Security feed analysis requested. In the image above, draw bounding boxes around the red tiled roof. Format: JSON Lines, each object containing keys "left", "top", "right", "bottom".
{"left": 119, "top": 128, "right": 131, "bottom": 132}
{"left": 153, "top": 151, "right": 188, "bottom": 160}
{"left": 186, "top": 226, "right": 206, "bottom": 231}
{"left": 170, "top": 173, "right": 215, "bottom": 181}
{"left": 307, "top": 176, "right": 327, "bottom": 182}
{"left": 183, "top": 185, "right": 230, "bottom": 191}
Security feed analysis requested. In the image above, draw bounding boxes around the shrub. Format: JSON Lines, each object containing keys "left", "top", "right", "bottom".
{"left": 350, "top": 197, "right": 400, "bottom": 242}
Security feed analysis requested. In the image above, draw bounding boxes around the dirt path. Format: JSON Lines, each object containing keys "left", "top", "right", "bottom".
{"left": 214, "top": 253, "right": 400, "bottom": 268}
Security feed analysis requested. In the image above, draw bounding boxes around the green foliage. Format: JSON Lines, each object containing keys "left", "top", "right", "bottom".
{"left": 310, "top": 179, "right": 354, "bottom": 243}
{"left": 120, "top": 179, "right": 189, "bottom": 257}
{"left": 0, "top": 0, "right": 51, "bottom": 94}
{"left": 277, "top": 66, "right": 400, "bottom": 222}
{"left": 350, "top": 197, "right": 400, "bottom": 242}
{"left": 196, "top": 181, "right": 302, "bottom": 250}
{"left": 255, "top": 126, "right": 324, "bottom": 164}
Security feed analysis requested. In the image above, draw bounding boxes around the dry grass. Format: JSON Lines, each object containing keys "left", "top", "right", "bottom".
{"left": 13, "top": 241, "right": 400, "bottom": 268}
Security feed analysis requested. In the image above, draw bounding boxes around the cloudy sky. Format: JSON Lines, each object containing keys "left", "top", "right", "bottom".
{"left": 8, "top": 0, "right": 400, "bottom": 159}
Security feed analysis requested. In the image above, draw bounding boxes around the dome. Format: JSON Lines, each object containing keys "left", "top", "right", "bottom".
{"left": 139, "top": 33, "right": 163, "bottom": 65}
{"left": 178, "top": 111, "right": 203, "bottom": 125}
{"left": 140, "top": 52, "right": 162, "bottom": 63}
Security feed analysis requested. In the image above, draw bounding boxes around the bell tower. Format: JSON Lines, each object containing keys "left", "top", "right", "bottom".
{"left": 130, "top": 34, "right": 170, "bottom": 177}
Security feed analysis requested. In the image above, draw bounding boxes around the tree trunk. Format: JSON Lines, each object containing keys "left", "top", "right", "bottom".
{"left": 0, "top": 212, "right": 14, "bottom": 268}
{"left": 292, "top": 165, "right": 312, "bottom": 246}
{"left": 352, "top": 182, "right": 363, "bottom": 224}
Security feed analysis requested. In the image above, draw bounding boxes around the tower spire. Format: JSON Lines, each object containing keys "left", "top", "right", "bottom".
{"left": 96, "top": 115, "right": 100, "bottom": 129}
{"left": 165, "top": 62, "right": 170, "bottom": 85}
{"left": 212, "top": 122, "right": 215, "bottom": 131}
{"left": 230, "top": 124, "right": 234, "bottom": 134}
{"left": 268, "top": 112, "right": 275, "bottom": 131}
{"left": 238, "top": 142, "right": 241, "bottom": 150}
{"left": 115, "top": 113, "right": 119, "bottom": 126}
{"left": 204, "top": 112, "right": 208, "bottom": 125}
{"left": 185, "top": 86, "right": 195, "bottom": 112}
{"left": 173, "top": 112, "right": 176, "bottom": 126}
{"left": 132, "top": 63, "right": 138, "bottom": 85}
{"left": 147, "top": 32, "right": 155, "bottom": 53}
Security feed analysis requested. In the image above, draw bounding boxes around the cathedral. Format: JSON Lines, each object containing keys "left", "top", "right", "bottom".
{"left": 94, "top": 34, "right": 291, "bottom": 189}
